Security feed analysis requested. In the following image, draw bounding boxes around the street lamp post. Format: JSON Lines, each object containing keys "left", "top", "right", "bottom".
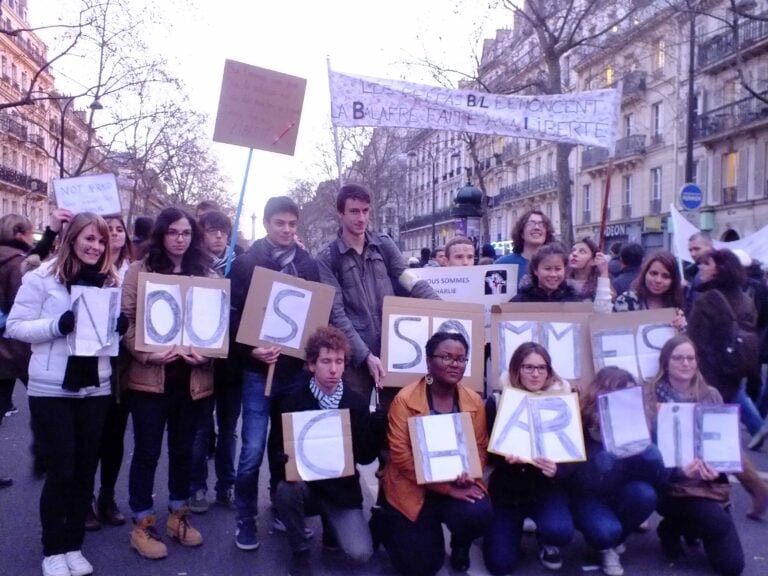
{"left": 59, "top": 96, "right": 103, "bottom": 178}
{"left": 685, "top": 10, "right": 696, "bottom": 183}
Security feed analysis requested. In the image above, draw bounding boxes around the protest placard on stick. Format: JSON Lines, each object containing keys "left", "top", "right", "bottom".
{"left": 53, "top": 173, "right": 121, "bottom": 216}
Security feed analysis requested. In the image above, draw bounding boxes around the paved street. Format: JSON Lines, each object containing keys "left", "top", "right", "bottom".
{"left": 2, "top": 384, "right": 768, "bottom": 576}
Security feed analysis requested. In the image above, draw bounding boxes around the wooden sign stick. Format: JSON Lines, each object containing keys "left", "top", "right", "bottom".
{"left": 265, "top": 362, "right": 276, "bottom": 397}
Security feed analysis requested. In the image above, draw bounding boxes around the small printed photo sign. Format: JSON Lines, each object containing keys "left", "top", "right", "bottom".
{"left": 408, "top": 412, "right": 482, "bottom": 484}
{"left": 282, "top": 409, "right": 354, "bottom": 482}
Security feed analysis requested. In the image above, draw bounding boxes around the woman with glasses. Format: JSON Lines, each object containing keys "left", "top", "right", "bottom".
{"left": 483, "top": 342, "right": 575, "bottom": 574}
{"left": 121, "top": 207, "right": 215, "bottom": 560}
{"left": 6, "top": 212, "right": 121, "bottom": 576}
{"left": 381, "top": 331, "right": 493, "bottom": 576}
{"left": 570, "top": 367, "right": 667, "bottom": 576}
{"left": 650, "top": 335, "right": 744, "bottom": 576}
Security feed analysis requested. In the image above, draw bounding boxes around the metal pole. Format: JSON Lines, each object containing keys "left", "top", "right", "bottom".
{"left": 685, "top": 10, "right": 696, "bottom": 182}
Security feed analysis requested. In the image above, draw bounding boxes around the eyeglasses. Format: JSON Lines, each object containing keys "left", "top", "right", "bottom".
{"left": 525, "top": 219, "right": 545, "bottom": 229}
{"left": 204, "top": 227, "right": 228, "bottom": 236}
{"left": 166, "top": 229, "right": 192, "bottom": 239}
{"left": 670, "top": 355, "right": 697, "bottom": 364}
{"left": 520, "top": 364, "right": 548, "bottom": 375}
{"left": 430, "top": 355, "right": 469, "bottom": 366}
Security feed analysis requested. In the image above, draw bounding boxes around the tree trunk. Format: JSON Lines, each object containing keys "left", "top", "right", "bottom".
{"left": 556, "top": 142, "right": 575, "bottom": 248}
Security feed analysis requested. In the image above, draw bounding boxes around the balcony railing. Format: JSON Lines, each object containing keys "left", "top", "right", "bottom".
{"left": 0, "top": 163, "right": 47, "bottom": 195}
{"left": 9, "top": 34, "right": 47, "bottom": 68}
{"left": 694, "top": 93, "right": 768, "bottom": 140}
{"left": 650, "top": 198, "right": 661, "bottom": 215}
{"left": 722, "top": 186, "right": 738, "bottom": 204}
{"left": 496, "top": 171, "right": 558, "bottom": 204}
{"left": 399, "top": 207, "right": 455, "bottom": 232}
{"left": 581, "top": 135, "right": 646, "bottom": 169}
{"left": 30, "top": 134, "right": 44, "bottom": 147}
{"left": 614, "top": 70, "right": 646, "bottom": 99}
{"left": 622, "top": 204, "right": 632, "bottom": 218}
{"left": 697, "top": 11, "right": 768, "bottom": 70}
{"left": 650, "top": 133, "right": 664, "bottom": 146}
{"left": 0, "top": 115, "right": 27, "bottom": 140}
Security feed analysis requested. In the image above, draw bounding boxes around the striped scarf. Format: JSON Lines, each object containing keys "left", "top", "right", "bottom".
{"left": 309, "top": 377, "right": 344, "bottom": 410}
{"left": 265, "top": 237, "right": 297, "bottom": 275}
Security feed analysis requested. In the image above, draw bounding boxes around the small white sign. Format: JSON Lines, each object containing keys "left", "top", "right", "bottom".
{"left": 53, "top": 173, "right": 121, "bottom": 216}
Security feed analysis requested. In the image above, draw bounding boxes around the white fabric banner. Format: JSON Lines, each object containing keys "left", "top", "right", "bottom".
{"left": 328, "top": 69, "right": 621, "bottom": 150}
{"left": 669, "top": 203, "right": 768, "bottom": 264}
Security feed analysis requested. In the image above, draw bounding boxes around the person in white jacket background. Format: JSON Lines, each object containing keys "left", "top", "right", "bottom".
{"left": 6, "top": 212, "right": 122, "bottom": 576}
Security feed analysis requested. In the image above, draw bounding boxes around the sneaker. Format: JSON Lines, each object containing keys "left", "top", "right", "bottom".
{"left": 130, "top": 515, "right": 168, "bottom": 560}
{"left": 523, "top": 518, "right": 537, "bottom": 533}
{"left": 166, "top": 507, "right": 203, "bottom": 547}
{"left": 215, "top": 487, "right": 235, "bottom": 509}
{"left": 273, "top": 515, "right": 314, "bottom": 539}
{"left": 748, "top": 421, "right": 768, "bottom": 451}
{"left": 42, "top": 555, "right": 70, "bottom": 576}
{"left": 4, "top": 404, "right": 18, "bottom": 417}
{"left": 188, "top": 489, "right": 209, "bottom": 514}
{"left": 539, "top": 545, "right": 563, "bottom": 570}
{"left": 600, "top": 548, "right": 624, "bottom": 576}
{"left": 64, "top": 551, "right": 93, "bottom": 576}
{"left": 235, "top": 520, "right": 260, "bottom": 551}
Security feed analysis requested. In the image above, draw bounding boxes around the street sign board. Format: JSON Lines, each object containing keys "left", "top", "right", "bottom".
{"left": 679, "top": 183, "right": 703, "bottom": 210}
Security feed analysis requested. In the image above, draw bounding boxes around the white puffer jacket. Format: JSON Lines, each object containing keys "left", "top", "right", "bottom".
{"left": 5, "top": 259, "right": 112, "bottom": 398}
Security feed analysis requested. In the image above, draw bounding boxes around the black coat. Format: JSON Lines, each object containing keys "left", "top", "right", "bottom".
{"left": 229, "top": 239, "right": 320, "bottom": 382}
{"left": 272, "top": 371, "right": 387, "bottom": 509}
{"left": 511, "top": 281, "right": 581, "bottom": 303}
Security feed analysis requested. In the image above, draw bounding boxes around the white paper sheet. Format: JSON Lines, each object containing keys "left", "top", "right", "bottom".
{"left": 489, "top": 388, "right": 532, "bottom": 460}
{"left": 259, "top": 282, "right": 312, "bottom": 349}
{"left": 599, "top": 386, "right": 651, "bottom": 457}
{"left": 69, "top": 286, "right": 121, "bottom": 357}
{"left": 657, "top": 403, "right": 695, "bottom": 468}
{"left": 529, "top": 393, "right": 586, "bottom": 462}
{"left": 143, "top": 282, "right": 183, "bottom": 346}
{"left": 291, "top": 410, "right": 347, "bottom": 481}
{"left": 386, "top": 314, "right": 428, "bottom": 373}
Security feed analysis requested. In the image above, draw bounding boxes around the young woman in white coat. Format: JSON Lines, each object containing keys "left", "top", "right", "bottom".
{"left": 6, "top": 212, "right": 122, "bottom": 576}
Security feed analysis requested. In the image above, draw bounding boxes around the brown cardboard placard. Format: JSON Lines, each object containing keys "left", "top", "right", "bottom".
{"left": 381, "top": 296, "right": 485, "bottom": 392}
{"left": 213, "top": 59, "right": 306, "bottom": 155}
{"left": 408, "top": 412, "right": 482, "bottom": 485}
{"left": 282, "top": 409, "right": 354, "bottom": 482}
{"left": 136, "top": 272, "right": 230, "bottom": 357}
{"left": 490, "top": 302, "right": 594, "bottom": 393}
{"left": 589, "top": 308, "right": 677, "bottom": 383}
{"left": 235, "top": 267, "right": 335, "bottom": 360}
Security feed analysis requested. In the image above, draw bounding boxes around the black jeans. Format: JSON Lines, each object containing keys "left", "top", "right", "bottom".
{"left": 383, "top": 492, "right": 494, "bottom": 576}
{"left": 128, "top": 382, "right": 202, "bottom": 516}
{"left": 96, "top": 394, "right": 130, "bottom": 502}
{"left": 0, "top": 377, "right": 14, "bottom": 423}
{"left": 29, "top": 395, "right": 111, "bottom": 556}
{"left": 657, "top": 496, "right": 745, "bottom": 576}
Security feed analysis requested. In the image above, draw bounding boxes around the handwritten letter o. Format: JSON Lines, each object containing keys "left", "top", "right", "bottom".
{"left": 145, "top": 290, "right": 182, "bottom": 344}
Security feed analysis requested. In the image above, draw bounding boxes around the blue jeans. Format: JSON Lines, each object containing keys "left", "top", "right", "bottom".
{"left": 734, "top": 383, "right": 765, "bottom": 435}
{"left": 483, "top": 488, "right": 574, "bottom": 575}
{"left": 234, "top": 370, "right": 272, "bottom": 523}
{"left": 571, "top": 480, "right": 657, "bottom": 550}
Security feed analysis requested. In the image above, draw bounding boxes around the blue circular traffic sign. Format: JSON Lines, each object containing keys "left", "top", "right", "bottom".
{"left": 679, "top": 183, "right": 703, "bottom": 210}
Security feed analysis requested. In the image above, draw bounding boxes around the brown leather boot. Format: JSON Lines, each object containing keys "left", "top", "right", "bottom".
{"left": 84, "top": 497, "right": 101, "bottom": 531}
{"left": 130, "top": 515, "right": 168, "bottom": 560}
{"left": 736, "top": 455, "right": 768, "bottom": 520}
{"left": 166, "top": 507, "right": 203, "bottom": 547}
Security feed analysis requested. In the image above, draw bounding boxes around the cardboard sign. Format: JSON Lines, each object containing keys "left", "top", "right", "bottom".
{"left": 52, "top": 173, "right": 121, "bottom": 216}
{"left": 282, "top": 409, "right": 355, "bottom": 482}
{"left": 408, "top": 264, "right": 519, "bottom": 305}
{"left": 381, "top": 296, "right": 485, "bottom": 392}
{"left": 598, "top": 386, "right": 652, "bottom": 457}
{"left": 235, "top": 267, "right": 335, "bottom": 360}
{"left": 213, "top": 59, "right": 306, "bottom": 155}
{"left": 658, "top": 403, "right": 742, "bottom": 472}
{"left": 589, "top": 309, "right": 677, "bottom": 382}
{"left": 490, "top": 303, "right": 594, "bottom": 392}
{"left": 68, "top": 286, "right": 121, "bottom": 357}
{"left": 408, "top": 412, "right": 482, "bottom": 484}
{"left": 136, "top": 273, "right": 230, "bottom": 357}
{"left": 489, "top": 388, "right": 586, "bottom": 463}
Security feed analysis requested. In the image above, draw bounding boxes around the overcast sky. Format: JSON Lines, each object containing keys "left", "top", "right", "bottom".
{"left": 32, "top": 0, "right": 510, "bottom": 237}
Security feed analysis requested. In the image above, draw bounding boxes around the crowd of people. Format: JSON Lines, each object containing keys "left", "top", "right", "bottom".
{"left": 0, "top": 184, "right": 765, "bottom": 576}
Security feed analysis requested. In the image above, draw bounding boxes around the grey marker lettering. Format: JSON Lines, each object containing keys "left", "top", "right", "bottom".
{"left": 145, "top": 290, "right": 182, "bottom": 344}
{"left": 640, "top": 323, "right": 671, "bottom": 352}
{"left": 491, "top": 395, "right": 529, "bottom": 452}
{"left": 296, "top": 411, "right": 344, "bottom": 477}
{"left": 417, "top": 414, "right": 468, "bottom": 482}
{"left": 542, "top": 322, "right": 580, "bottom": 378}
{"left": 673, "top": 405, "right": 683, "bottom": 467}
{"left": 435, "top": 318, "right": 470, "bottom": 344}
{"left": 591, "top": 329, "right": 633, "bottom": 369}
{"left": 530, "top": 396, "right": 581, "bottom": 459}
{"left": 263, "top": 289, "right": 305, "bottom": 343}
{"left": 393, "top": 316, "right": 422, "bottom": 370}
{"left": 184, "top": 288, "right": 229, "bottom": 347}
